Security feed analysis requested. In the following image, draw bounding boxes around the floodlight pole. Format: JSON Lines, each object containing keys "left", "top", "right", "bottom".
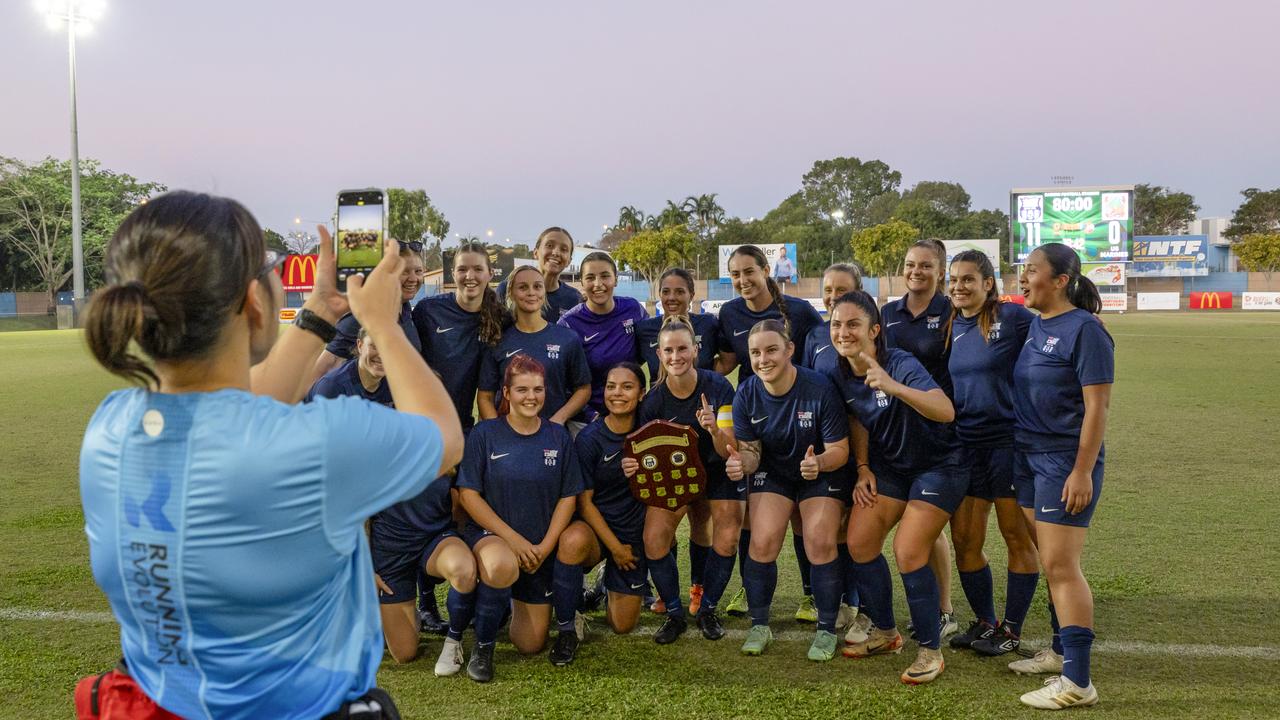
{"left": 68, "top": 7, "right": 85, "bottom": 306}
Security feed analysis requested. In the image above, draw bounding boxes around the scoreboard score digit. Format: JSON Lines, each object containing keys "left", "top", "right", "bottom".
{"left": 1010, "top": 185, "right": 1134, "bottom": 263}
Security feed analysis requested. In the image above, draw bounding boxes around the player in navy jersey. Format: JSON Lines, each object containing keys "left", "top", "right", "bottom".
{"left": 803, "top": 263, "right": 862, "bottom": 375}
{"left": 557, "top": 252, "right": 647, "bottom": 424}
{"left": 880, "top": 239, "right": 958, "bottom": 640}
{"left": 621, "top": 319, "right": 741, "bottom": 643}
{"left": 939, "top": 251, "right": 1039, "bottom": 661}
{"left": 457, "top": 355, "right": 582, "bottom": 681}
{"left": 634, "top": 268, "right": 721, "bottom": 616}
{"left": 727, "top": 319, "right": 850, "bottom": 661}
{"left": 305, "top": 327, "right": 394, "bottom": 406}
{"left": 306, "top": 240, "right": 424, "bottom": 386}
{"left": 547, "top": 363, "right": 651, "bottom": 666}
{"left": 717, "top": 245, "right": 824, "bottom": 620}
{"left": 496, "top": 227, "right": 583, "bottom": 321}
{"left": 828, "top": 290, "right": 960, "bottom": 685}
{"left": 478, "top": 265, "right": 591, "bottom": 423}
{"left": 1010, "top": 244, "right": 1113, "bottom": 710}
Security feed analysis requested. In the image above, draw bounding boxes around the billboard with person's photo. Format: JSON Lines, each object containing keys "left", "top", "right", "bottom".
{"left": 718, "top": 243, "right": 798, "bottom": 283}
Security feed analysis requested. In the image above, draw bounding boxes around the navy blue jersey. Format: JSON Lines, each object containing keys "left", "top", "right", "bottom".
{"left": 716, "top": 295, "right": 823, "bottom": 379}
{"left": 305, "top": 358, "right": 394, "bottom": 407}
{"left": 830, "top": 348, "right": 958, "bottom": 477}
{"left": 574, "top": 420, "right": 645, "bottom": 540}
{"left": 412, "top": 293, "right": 485, "bottom": 430}
{"left": 497, "top": 278, "right": 583, "bottom": 322}
{"left": 948, "top": 302, "right": 1034, "bottom": 447}
{"left": 375, "top": 474, "right": 455, "bottom": 539}
{"left": 478, "top": 323, "right": 590, "bottom": 420}
{"left": 635, "top": 312, "right": 721, "bottom": 379}
{"left": 803, "top": 322, "right": 840, "bottom": 375}
{"left": 456, "top": 418, "right": 582, "bottom": 542}
{"left": 639, "top": 370, "right": 736, "bottom": 482}
{"left": 732, "top": 366, "right": 848, "bottom": 485}
{"left": 326, "top": 302, "right": 420, "bottom": 359}
{"left": 557, "top": 296, "right": 647, "bottom": 417}
{"left": 882, "top": 293, "right": 954, "bottom": 397}
{"left": 1013, "top": 309, "right": 1115, "bottom": 453}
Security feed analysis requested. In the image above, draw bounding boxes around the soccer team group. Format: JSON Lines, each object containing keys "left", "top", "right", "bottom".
{"left": 306, "top": 227, "right": 1114, "bottom": 710}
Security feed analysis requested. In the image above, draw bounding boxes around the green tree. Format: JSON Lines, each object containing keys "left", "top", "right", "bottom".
{"left": 0, "top": 156, "right": 164, "bottom": 310}
{"left": 657, "top": 200, "right": 690, "bottom": 230}
{"left": 264, "top": 228, "right": 288, "bottom": 254}
{"left": 1224, "top": 188, "right": 1280, "bottom": 240}
{"left": 1134, "top": 184, "right": 1199, "bottom": 236}
{"left": 1234, "top": 233, "right": 1280, "bottom": 281}
{"left": 613, "top": 226, "right": 698, "bottom": 298}
{"left": 387, "top": 188, "right": 450, "bottom": 270}
{"left": 850, "top": 219, "right": 919, "bottom": 278}
{"left": 700, "top": 217, "right": 768, "bottom": 280}
{"left": 800, "top": 156, "right": 902, "bottom": 227}
{"left": 900, "top": 180, "right": 971, "bottom": 219}
{"left": 616, "top": 205, "right": 644, "bottom": 233}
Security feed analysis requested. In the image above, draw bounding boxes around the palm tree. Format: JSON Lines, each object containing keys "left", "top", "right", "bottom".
{"left": 617, "top": 205, "right": 643, "bottom": 233}
{"left": 658, "top": 200, "right": 689, "bottom": 229}
{"left": 684, "top": 193, "right": 724, "bottom": 236}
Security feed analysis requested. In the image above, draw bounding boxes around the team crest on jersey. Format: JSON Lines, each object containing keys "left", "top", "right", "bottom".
{"left": 543, "top": 449, "right": 559, "bottom": 467}
{"left": 927, "top": 315, "right": 941, "bottom": 329}
{"left": 546, "top": 344, "right": 561, "bottom": 360}
{"left": 988, "top": 322, "right": 1002, "bottom": 341}
{"left": 1042, "top": 336, "right": 1060, "bottom": 353}
{"left": 623, "top": 318, "right": 636, "bottom": 334}
{"left": 751, "top": 471, "right": 768, "bottom": 487}
{"left": 796, "top": 410, "right": 814, "bottom": 428}
{"left": 874, "top": 389, "right": 889, "bottom": 408}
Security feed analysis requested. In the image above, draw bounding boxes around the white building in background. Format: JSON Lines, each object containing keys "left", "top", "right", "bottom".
{"left": 1184, "top": 218, "right": 1238, "bottom": 272}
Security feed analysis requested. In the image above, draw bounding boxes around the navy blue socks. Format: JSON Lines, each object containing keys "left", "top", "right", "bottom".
{"left": 689, "top": 541, "right": 710, "bottom": 587}
{"left": 742, "top": 555, "right": 777, "bottom": 627}
{"left": 852, "top": 555, "right": 895, "bottom": 630}
{"left": 901, "top": 565, "right": 942, "bottom": 650}
{"left": 700, "top": 548, "right": 736, "bottom": 614}
{"left": 648, "top": 550, "right": 684, "bottom": 616}
{"left": 1048, "top": 602, "right": 1064, "bottom": 655}
{"left": 836, "top": 543, "right": 859, "bottom": 607}
{"left": 959, "top": 565, "right": 998, "bottom": 627}
{"left": 445, "top": 587, "right": 476, "bottom": 642}
{"left": 473, "top": 582, "right": 511, "bottom": 645}
{"left": 809, "top": 559, "right": 842, "bottom": 632}
{"left": 552, "top": 559, "right": 584, "bottom": 632}
{"left": 1060, "top": 625, "right": 1095, "bottom": 687}
{"left": 737, "top": 529, "right": 751, "bottom": 578}
{"left": 1003, "top": 570, "right": 1039, "bottom": 636}
{"left": 793, "top": 533, "right": 813, "bottom": 596}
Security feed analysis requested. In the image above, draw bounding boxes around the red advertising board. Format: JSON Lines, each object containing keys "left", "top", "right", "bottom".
{"left": 279, "top": 254, "right": 317, "bottom": 291}
{"left": 1189, "top": 291, "right": 1232, "bottom": 310}
{"left": 999, "top": 294, "right": 1026, "bottom": 305}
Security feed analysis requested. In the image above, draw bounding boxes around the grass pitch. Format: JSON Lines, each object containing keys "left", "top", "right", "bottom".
{"left": 1, "top": 313, "right": 1278, "bottom": 719}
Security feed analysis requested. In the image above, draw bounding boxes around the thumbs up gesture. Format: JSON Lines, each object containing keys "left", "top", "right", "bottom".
{"left": 696, "top": 393, "right": 716, "bottom": 433}
{"left": 800, "top": 444, "right": 820, "bottom": 480}
{"left": 859, "top": 351, "right": 895, "bottom": 394}
{"left": 725, "top": 444, "right": 744, "bottom": 481}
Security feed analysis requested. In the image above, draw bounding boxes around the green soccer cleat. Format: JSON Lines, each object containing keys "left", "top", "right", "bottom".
{"left": 725, "top": 587, "right": 748, "bottom": 617}
{"left": 807, "top": 629, "right": 838, "bottom": 661}
{"left": 740, "top": 625, "right": 774, "bottom": 656}
{"left": 794, "top": 595, "right": 818, "bottom": 623}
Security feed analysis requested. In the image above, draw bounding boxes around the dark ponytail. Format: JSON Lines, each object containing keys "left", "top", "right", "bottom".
{"left": 945, "top": 249, "right": 1000, "bottom": 350}
{"left": 830, "top": 290, "right": 887, "bottom": 379}
{"left": 84, "top": 191, "right": 263, "bottom": 389}
{"left": 455, "top": 241, "right": 509, "bottom": 346}
{"left": 1037, "top": 243, "right": 1102, "bottom": 315}
{"left": 730, "top": 245, "right": 790, "bottom": 334}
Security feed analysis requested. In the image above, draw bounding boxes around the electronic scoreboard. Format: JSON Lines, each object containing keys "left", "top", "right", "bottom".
{"left": 1010, "top": 185, "right": 1134, "bottom": 263}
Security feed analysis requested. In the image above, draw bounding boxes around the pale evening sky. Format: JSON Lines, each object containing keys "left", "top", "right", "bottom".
{"left": 2, "top": 0, "right": 1276, "bottom": 247}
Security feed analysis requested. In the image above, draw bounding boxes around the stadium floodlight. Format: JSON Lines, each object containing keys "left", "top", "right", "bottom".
{"left": 36, "top": 0, "right": 107, "bottom": 314}
{"left": 831, "top": 209, "right": 846, "bottom": 224}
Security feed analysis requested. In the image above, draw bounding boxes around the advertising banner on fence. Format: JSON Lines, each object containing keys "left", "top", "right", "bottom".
{"left": 1082, "top": 262, "right": 1126, "bottom": 287}
{"left": 1242, "top": 292, "right": 1280, "bottom": 310}
{"left": 701, "top": 300, "right": 729, "bottom": 315}
{"left": 444, "top": 247, "right": 516, "bottom": 286}
{"left": 1100, "top": 294, "right": 1127, "bottom": 312}
{"left": 999, "top": 294, "right": 1026, "bottom": 305}
{"left": 1190, "top": 291, "right": 1233, "bottom": 310}
{"left": 1137, "top": 292, "right": 1180, "bottom": 310}
{"left": 943, "top": 239, "right": 1001, "bottom": 277}
{"left": 718, "top": 243, "right": 798, "bottom": 283}
{"left": 1130, "top": 236, "right": 1209, "bottom": 277}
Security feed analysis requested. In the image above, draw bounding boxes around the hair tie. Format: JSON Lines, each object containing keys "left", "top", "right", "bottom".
{"left": 124, "top": 280, "right": 150, "bottom": 297}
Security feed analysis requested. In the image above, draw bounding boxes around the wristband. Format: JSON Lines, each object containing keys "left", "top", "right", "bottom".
{"left": 293, "top": 308, "right": 337, "bottom": 343}
{"left": 857, "top": 463, "right": 870, "bottom": 469}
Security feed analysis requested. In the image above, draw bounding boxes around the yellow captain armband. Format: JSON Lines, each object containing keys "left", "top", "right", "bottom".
{"left": 716, "top": 406, "right": 734, "bottom": 429}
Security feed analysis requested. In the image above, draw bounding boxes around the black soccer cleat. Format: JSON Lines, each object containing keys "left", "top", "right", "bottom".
{"left": 582, "top": 575, "right": 606, "bottom": 613}
{"left": 697, "top": 610, "right": 726, "bottom": 641}
{"left": 971, "top": 621, "right": 1021, "bottom": 657}
{"left": 418, "top": 608, "right": 447, "bottom": 637}
{"left": 949, "top": 619, "right": 996, "bottom": 650}
{"left": 549, "top": 631, "right": 580, "bottom": 667}
{"left": 467, "top": 642, "right": 495, "bottom": 683}
{"left": 654, "top": 614, "right": 688, "bottom": 644}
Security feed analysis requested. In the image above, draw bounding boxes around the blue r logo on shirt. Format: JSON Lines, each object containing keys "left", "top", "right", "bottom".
{"left": 124, "top": 472, "right": 176, "bottom": 532}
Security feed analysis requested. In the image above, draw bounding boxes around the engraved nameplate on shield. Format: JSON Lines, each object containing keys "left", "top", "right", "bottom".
{"left": 624, "top": 420, "right": 706, "bottom": 510}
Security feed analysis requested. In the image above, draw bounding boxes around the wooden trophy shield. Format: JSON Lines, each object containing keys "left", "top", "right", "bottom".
{"left": 624, "top": 420, "right": 707, "bottom": 510}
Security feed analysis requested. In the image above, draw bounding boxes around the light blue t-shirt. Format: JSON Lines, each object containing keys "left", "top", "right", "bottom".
{"left": 79, "top": 388, "right": 444, "bottom": 720}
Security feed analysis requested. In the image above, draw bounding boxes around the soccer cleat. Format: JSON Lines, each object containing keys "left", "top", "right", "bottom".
{"left": 836, "top": 603, "right": 856, "bottom": 630}
{"left": 433, "top": 637, "right": 464, "bottom": 677}
{"left": 1009, "top": 648, "right": 1065, "bottom": 675}
{"left": 650, "top": 598, "right": 667, "bottom": 615}
{"left": 843, "top": 612, "right": 873, "bottom": 646}
{"left": 841, "top": 626, "right": 904, "bottom": 658}
{"left": 794, "top": 595, "right": 818, "bottom": 623}
{"left": 654, "top": 614, "right": 688, "bottom": 644}
{"left": 688, "top": 584, "right": 705, "bottom": 616}
{"left": 901, "top": 647, "right": 945, "bottom": 685}
{"left": 725, "top": 587, "right": 748, "bottom": 617}
{"left": 940, "top": 611, "right": 959, "bottom": 640}
{"left": 418, "top": 607, "right": 447, "bottom": 637}
{"left": 808, "top": 629, "right": 839, "bottom": 662}
{"left": 549, "top": 631, "right": 580, "bottom": 666}
{"left": 972, "top": 621, "right": 1021, "bottom": 657}
{"left": 467, "top": 643, "right": 495, "bottom": 683}
{"left": 950, "top": 619, "right": 997, "bottom": 650}
{"left": 1020, "top": 675, "right": 1099, "bottom": 710}
{"left": 740, "top": 625, "right": 774, "bottom": 655}
{"left": 696, "top": 610, "right": 726, "bottom": 640}
{"left": 581, "top": 573, "right": 606, "bottom": 613}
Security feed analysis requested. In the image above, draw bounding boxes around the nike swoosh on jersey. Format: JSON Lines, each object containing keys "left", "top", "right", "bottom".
{"left": 734, "top": 329, "right": 749, "bottom": 336}
{"left": 603, "top": 452, "right": 619, "bottom": 462}
{"left": 505, "top": 349, "right": 523, "bottom": 358}
{"left": 490, "top": 452, "right": 510, "bottom": 460}
{"left": 751, "top": 416, "right": 767, "bottom": 424}
{"left": 648, "top": 342, "right": 658, "bottom": 348}
{"left": 814, "top": 345, "right": 829, "bottom": 355}
{"left": 953, "top": 333, "right": 966, "bottom": 341}
{"left": 885, "top": 321, "right": 902, "bottom": 327}
{"left": 921, "top": 490, "right": 939, "bottom": 496}
{"left": 436, "top": 326, "right": 454, "bottom": 333}
{"left": 585, "top": 332, "right": 601, "bottom": 342}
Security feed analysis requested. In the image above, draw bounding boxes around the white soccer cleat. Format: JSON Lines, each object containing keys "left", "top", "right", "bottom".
{"left": 434, "top": 637, "right": 465, "bottom": 677}
{"left": 1009, "top": 647, "right": 1065, "bottom": 675}
{"left": 836, "top": 603, "right": 856, "bottom": 630}
{"left": 1020, "top": 675, "right": 1099, "bottom": 710}
{"left": 843, "top": 611, "right": 873, "bottom": 645}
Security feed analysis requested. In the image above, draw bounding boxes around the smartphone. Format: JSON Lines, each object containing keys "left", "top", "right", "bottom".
{"left": 335, "top": 188, "right": 388, "bottom": 292}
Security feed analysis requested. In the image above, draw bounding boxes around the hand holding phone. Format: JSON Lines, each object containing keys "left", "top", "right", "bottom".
{"left": 335, "top": 189, "right": 387, "bottom": 292}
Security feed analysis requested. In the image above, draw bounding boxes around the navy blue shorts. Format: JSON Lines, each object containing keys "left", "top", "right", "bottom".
{"left": 1016, "top": 450, "right": 1104, "bottom": 528}
{"left": 461, "top": 523, "right": 555, "bottom": 605}
{"left": 369, "top": 521, "right": 459, "bottom": 605}
{"left": 603, "top": 535, "right": 648, "bottom": 596}
{"left": 959, "top": 445, "right": 1017, "bottom": 502}
{"left": 705, "top": 473, "right": 747, "bottom": 502}
{"left": 870, "top": 461, "right": 965, "bottom": 514}
{"left": 749, "top": 470, "right": 851, "bottom": 504}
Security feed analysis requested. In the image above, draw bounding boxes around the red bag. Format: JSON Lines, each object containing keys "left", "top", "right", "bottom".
{"left": 74, "top": 669, "right": 183, "bottom": 720}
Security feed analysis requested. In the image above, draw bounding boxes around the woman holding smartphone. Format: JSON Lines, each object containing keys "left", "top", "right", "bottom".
{"left": 78, "top": 192, "right": 463, "bottom": 718}
{"left": 457, "top": 355, "right": 582, "bottom": 680}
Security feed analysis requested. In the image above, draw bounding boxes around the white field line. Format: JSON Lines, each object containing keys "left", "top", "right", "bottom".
{"left": 1109, "top": 333, "right": 1278, "bottom": 340}
{"left": 7, "top": 607, "right": 1274, "bottom": 660}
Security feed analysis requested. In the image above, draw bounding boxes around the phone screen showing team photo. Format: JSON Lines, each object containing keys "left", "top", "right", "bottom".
{"left": 336, "top": 192, "right": 385, "bottom": 278}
